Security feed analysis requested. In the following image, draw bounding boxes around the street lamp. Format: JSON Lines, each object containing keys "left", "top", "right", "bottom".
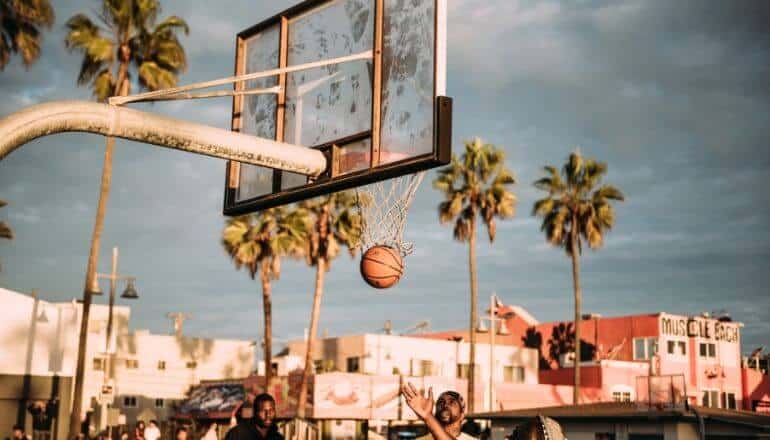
{"left": 477, "top": 293, "right": 515, "bottom": 412}
{"left": 91, "top": 247, "right": 139, "bottom": 434}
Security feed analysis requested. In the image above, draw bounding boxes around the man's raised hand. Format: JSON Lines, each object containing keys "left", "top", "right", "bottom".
{"left": 401, "top": 382, "right": 434, "bottom": 419}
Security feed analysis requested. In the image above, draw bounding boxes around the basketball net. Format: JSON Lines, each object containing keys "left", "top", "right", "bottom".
{"left": 355, "top": 172, "right": 425, "bottom": 257}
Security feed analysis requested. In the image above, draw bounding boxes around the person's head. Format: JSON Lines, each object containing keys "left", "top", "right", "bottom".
{"left": 136, "top": 421, "right": 146, "bottom": 432}
{"left": 175, "top": 427, "right": 188, "bottom": 440}
{"left": 149, "top": 421, "right": 158, "bottom": 428}
{"left": 11, "top": 425, "right": 23, "bottom": 440}
{"left": 510, "top": 416, "right": 565, "bottom": 440}
{"left": 253, "top": 393, "right": 276, "bottom": 429}
{"left": 435, "top": 391, "right": 465, "bottom": 426}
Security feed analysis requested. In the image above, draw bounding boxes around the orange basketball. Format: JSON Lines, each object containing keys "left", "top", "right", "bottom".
{"left": 360, "top": 245, "right": 404, "bottom": 289}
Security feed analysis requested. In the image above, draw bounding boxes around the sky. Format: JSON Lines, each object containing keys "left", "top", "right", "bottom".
{"left": 1, "top": 0, "right": 769, "bottom": 355}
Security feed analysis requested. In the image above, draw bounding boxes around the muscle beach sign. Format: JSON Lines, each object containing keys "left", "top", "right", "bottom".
{"left": 660, "top": 314, "right": 740, "bottom": 344}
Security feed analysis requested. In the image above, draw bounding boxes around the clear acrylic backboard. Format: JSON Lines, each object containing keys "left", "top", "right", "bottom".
{"left": 223, "top": 0, "right": 451, "bottom": 215}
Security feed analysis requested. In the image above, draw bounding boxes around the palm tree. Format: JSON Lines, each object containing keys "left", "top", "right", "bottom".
{"left": 221, "top": 208, "right": 307, "bottom": 388}
{"left": 296, "top": 191, "right": 363, "bottom": 418}
{"left": 0, "top": 0, "right": 54, "bottom": 70}
{"left": 532, "top": 151, "right": 624, "bottom": 405}
{"left": 547, "top": 322, "right": 575, "bottom": 367}
{"left": 64, "top": 2, "right": 188, "bottom": 436}
{"left": 433, "top": 138, "right": 516, "bottom": 412}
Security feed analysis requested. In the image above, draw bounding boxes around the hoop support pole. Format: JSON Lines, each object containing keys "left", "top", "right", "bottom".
{"left": 0, "top": 101, "right": 327, "bottom": 176}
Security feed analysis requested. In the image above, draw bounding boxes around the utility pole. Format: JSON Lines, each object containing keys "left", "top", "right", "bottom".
{"left": 167, "top": 312, "right": 192, "bottom": 337}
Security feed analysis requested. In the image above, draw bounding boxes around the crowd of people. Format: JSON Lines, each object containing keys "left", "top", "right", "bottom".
{"left": 8, "top": 384, "right": 564, "bottom": 440}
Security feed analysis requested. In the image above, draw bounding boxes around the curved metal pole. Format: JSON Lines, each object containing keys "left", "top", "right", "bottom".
{"left": 0, "top": 101, "right": 326, "bottom": 176}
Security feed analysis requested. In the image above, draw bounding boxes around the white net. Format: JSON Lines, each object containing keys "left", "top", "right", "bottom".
{"left": 355, "top": 172, "right": 426, "bottom": 257}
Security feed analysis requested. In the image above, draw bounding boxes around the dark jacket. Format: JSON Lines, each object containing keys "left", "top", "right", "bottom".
{"left": 224, "top": 421, "right": 283, "bottom": 440}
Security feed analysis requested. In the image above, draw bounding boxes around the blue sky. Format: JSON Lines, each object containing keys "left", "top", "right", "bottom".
{"left": 1, "top": 0, "right": 769, "bottom": 354}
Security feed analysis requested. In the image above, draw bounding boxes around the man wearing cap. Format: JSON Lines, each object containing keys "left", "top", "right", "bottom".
{"left": 401, "top": 383, "right": 477, "bottom": 440}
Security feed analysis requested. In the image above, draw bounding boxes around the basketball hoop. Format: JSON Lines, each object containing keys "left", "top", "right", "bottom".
{"left": 355, "top": 171, "right": 426, "bottom": 257}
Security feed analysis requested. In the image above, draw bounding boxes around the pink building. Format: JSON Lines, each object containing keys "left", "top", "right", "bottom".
{"left": 421, "top": 306, "right": 770, "bottom": 413}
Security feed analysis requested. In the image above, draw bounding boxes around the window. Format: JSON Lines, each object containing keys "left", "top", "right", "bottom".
{"left": 157, "top": 361, "right": 166, "bottom": 370}
{"left": 612, "top": 391, "right": 632, "bottom": 402}
{"left": 186, "top": 361, "right": 197, "bottom": 369}
{"left": 503, "top": 366, "right": 525, "bottom": 383}
{"left": 633, "top": 338, "right": 658, "bottom": 360}
{"left": 457, "top": 363, "right": 470, "bottom": 379}
{"left": 410, "top": 359, "right": 434, "bottom": 376}
{"left": 155, "top": 398, "right": 164, "bottom": 408}
{"left": 93, "top": 358, "right": 106, "bottom": 371}
{"left": 125, "top": 359, "right": 139, "bottom": 369}
{"left": 420, "top": 360, "right": 434, "bottom": 376}
{"left": 123, "top": 396, "right": 137, "bottom": 408}
{"left": 699, "top": 343, "right": 716, "bottom": 359}
{"left": 667, "top": 340, "right": 687, "bottom": 356}
{"left": 314, "top": 360, "right": 324, "bottom": 374}
{"left": 722, "top": 392, "right": 737, "bottom": 410}
{"left": 702, "top": 390, "right": 719, "bottom": 408}
{"left": 346, "top": 357, "right": 360, "bottom": 373}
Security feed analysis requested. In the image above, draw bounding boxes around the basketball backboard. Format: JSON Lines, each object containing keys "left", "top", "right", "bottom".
{"left": 223, "top": 0, "right": 451, "bottom": 215}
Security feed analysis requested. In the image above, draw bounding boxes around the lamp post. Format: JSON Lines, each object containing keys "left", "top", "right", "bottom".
{"left": 476, "top": 293, "right": 514, "bottom": 412}
{"left": 92, "top": 247, "right": 139, "bottom": 433}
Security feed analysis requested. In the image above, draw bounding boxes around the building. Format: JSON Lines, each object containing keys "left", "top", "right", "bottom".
{"left": 0, "top": 287, "right": 254, "bottom": 437}
{"left": 474, "top": 401, "right": 770, "bottom": 440}
{"left": 418, "top": 299, "right": 770, "bottom": 413}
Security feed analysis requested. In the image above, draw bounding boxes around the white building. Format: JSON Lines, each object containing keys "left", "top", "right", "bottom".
{"left": 282, "top": 332, "right": 539, "bottom": 410}
{"left": 0, "top": 287, "right": 254, "bottom": 435}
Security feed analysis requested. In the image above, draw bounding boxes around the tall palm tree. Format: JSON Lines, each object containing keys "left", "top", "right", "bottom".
{"left": 433, "top": 138, "right": 516, "bottom": 412}
{"left": 221, "top": 207, "right": 307, "bottom": 388}
{"left": 532, "top": 151, "right": 624, "bottom": 405}
{"left": 64, "top": 2, "right": 188, "bottom": 436}
{"left": 296, "top": 191, "right": 363, "bottom": 418}
{"left": 0, "top": 0, "right": 54, "bottom": 70}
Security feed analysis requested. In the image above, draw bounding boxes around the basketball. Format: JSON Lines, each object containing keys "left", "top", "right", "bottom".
{"left": 360, "top": 245, "right": 404, "bottom": 289}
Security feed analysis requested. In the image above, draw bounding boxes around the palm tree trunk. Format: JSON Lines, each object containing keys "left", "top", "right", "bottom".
{"left": 570, "top": 219, "right": 582, "bottom": 406}
{"left": 260, "top": 259, "right": 273, "bottom": 390}
{"left": 468, "top": 220, "right": 478, "bottom": 413}
{"left": 68, "top": 70, "right": 129, "bottom": 439}
{"left": 297, "top": 256, "right": 325, "bottom": 418}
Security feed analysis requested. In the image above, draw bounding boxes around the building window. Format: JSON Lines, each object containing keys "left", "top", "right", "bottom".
{"left": 125, "top": 359, "right": 139, "bottom": 369}
{"left": 722, "top": 392, "right": 737, "bottom": 410}
{"left": 93, "top": 358, "right": 106, "bottom": 371}
{"left": 667, "top": 340, "right": 687, "bottom": 356}
{"left": 421, "top": 360, "right": 434, "bottom": 376}
{"left": 633, "top": 338, "right": 658, "bottom": 360}
{"left": 314, "top": 360, "right": 324, "bottom": 374}
{"left": 612, "top": 391, "right": 632, "bottom": 402}
{"left": 157, "top": 361, "right": 166, "bottom": 370}
{"left": 123, "top": 396, "right": 137, "bottom": 408}
{"left": 503, "top": 366, "right": 525, "bottom": 383}
{"left": 346, "top": 357, "right": 360, "bottom": 373}
{"left": 702, "top": 389, "right": 719, "bottom": 408}
{"left": 409, "top": 359, "right": 434, "bottom": 376}
{"left": 457, "top": 363, "right": 470, "bottom": 379}
{"left": 699, "top": 342, "right": 716, "bottom": 359}
{"left": 186, "top": 361, "right": 197, "bottom": 369}
{"left": 155, "top": 398, "right": 164, "bottom": 408}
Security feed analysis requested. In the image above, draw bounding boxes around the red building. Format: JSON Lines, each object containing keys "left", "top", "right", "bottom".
{"left": 420, "top": 304, "right": 770, "bottom": 412}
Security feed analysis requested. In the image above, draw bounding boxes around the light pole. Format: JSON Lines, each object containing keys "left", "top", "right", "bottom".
{"left": 476, "top": 293, "right": 514, "bottom": 412}
{"left": 92, "top": 247, "right": 139, "bottom": 433}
